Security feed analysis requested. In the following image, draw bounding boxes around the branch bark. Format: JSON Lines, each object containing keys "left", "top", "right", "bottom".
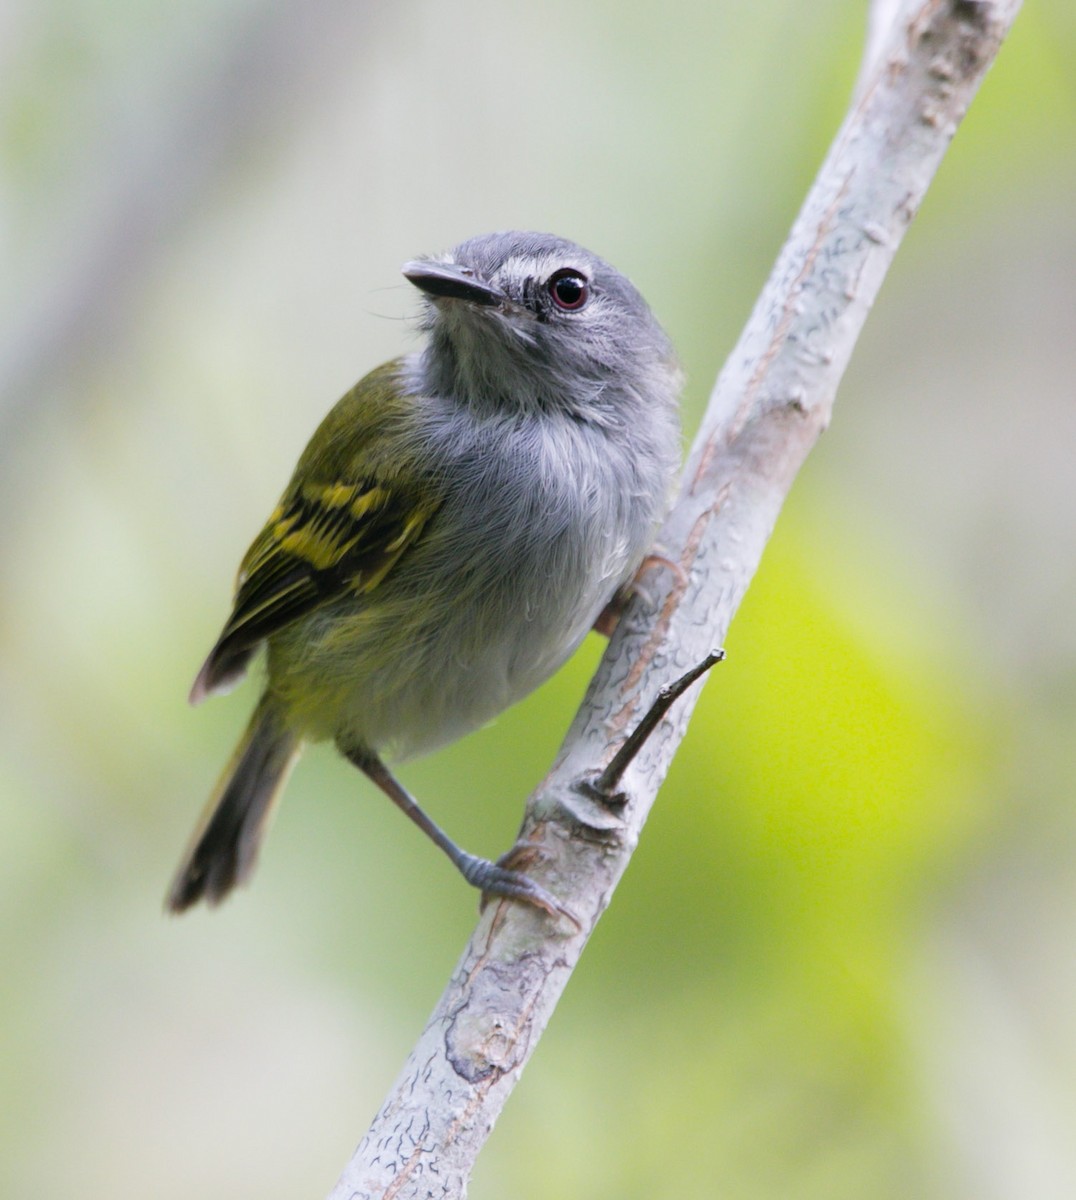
{"left": 329, "top": 3, "right": 1021, "bottom": 1196}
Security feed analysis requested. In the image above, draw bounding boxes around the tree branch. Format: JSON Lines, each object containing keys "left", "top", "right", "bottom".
{"left": 328, "top": 3, "right": 1021, "bottom": 1196}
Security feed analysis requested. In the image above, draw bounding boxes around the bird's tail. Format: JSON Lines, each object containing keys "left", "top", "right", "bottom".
{"left": 167, "top": 696, "right": 301, "bottom": 913}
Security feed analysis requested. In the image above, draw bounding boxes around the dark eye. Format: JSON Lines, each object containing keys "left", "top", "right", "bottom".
{"left": 548, "top": 268, "right": 589, "bottom": 311}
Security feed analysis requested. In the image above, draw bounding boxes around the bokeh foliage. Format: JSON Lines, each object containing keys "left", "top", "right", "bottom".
{"left": 2, "top": 2, "right": 1074, "bottom": 1197}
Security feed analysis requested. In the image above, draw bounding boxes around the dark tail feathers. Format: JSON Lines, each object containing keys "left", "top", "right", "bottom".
{"left": 167, "top": 698, "right": 300, "bottom": 913}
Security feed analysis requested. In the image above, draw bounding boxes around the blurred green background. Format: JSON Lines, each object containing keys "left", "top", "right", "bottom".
{"left": 2, "top": 1, "right": 1074, "bottom": 1197}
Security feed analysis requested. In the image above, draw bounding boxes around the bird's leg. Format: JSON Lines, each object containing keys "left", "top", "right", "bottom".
{"left": 592, "top": 550, "right": 687, "bottom": 637}
{"left": 344, "top": 746, "right": 572, "bottom": 920}
{"left": 591, "top": 582, "right": 633, "bottom": 637}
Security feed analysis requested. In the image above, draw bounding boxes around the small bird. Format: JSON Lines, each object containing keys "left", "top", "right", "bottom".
{"left": 167, "top": 231, "right": 682, "bottom": 915}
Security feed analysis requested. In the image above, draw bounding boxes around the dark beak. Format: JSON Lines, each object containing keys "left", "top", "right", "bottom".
{"left": 402, "top": 260, "right": 504, "bottom": 307}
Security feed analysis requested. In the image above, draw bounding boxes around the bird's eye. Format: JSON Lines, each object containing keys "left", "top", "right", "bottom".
{"left": 548, "top": 268, "right": 589, "bottom": 311}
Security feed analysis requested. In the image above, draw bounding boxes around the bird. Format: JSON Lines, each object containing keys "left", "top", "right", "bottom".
{"left": 167, "top": 230, "right": 682, "bottom": 916}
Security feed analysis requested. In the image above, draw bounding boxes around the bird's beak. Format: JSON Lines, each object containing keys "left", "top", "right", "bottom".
{"left": 402, "top": 260, "right": 504, "bottom": 307}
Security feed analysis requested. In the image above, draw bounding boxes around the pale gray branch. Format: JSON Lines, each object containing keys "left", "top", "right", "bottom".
{"left": 856, "top": 0, "right": 910, "bottom": 99}
{"left": 328, "top": 3, "right": 1022, "bottom": 1196}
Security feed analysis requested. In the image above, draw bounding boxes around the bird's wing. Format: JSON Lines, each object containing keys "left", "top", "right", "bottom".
{"left": 190, "top": 475, "right": 438, "bottom": 703}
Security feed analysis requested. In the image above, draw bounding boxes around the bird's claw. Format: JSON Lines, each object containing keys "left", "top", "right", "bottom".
{"left": 459, "top": 848, "right": 579, "bottom": 927}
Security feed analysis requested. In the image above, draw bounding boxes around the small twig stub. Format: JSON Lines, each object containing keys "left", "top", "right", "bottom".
{"left": 584, "top": 648, "right": 726, "bottom": 803}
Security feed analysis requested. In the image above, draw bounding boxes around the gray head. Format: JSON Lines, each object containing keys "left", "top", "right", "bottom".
{"left": 403, "top": 231, "right": 681, "bottom": 423}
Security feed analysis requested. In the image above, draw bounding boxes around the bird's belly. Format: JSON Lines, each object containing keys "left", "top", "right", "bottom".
{"left": 268, "top": 421, "right": 661, "bottom": 758}
{"left": 272, "top": 568, "right": 608, "bottom": 759}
